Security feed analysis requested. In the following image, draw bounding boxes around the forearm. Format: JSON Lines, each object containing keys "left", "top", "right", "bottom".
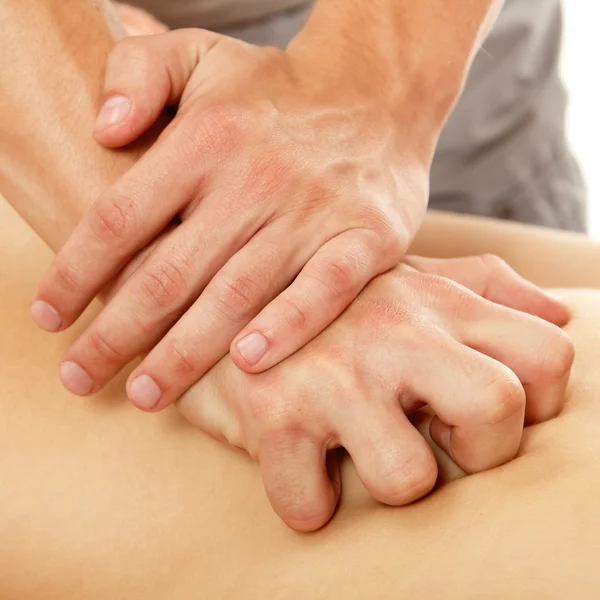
{"left": 0, "top": 0, "right": 134, "bottom": 251}
{"left": 291, "top": 0, "right": 504, "bottom": 151}
{"left": 411, "top": 211, "right": 600, "bottom": 289}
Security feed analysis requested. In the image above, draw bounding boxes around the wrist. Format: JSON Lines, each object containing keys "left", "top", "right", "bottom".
{"left": 288, "top": 0, "right": 502, "bottom": 162}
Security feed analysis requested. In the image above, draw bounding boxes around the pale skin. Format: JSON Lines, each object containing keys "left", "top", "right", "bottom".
{"left": 25, "top": 0, "right": 505, "bottom": 415}
{"left": 0, "top": 0, "right": 576, "bottom": 532}
{"left": 3, "top": 198, "right": 600, "bottom": 598}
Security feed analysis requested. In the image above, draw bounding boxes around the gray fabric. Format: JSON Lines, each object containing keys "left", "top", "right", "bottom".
{"left": 429, "top": 0, "right": 586, "bottom": 231}
{"left": 128, "top": 0, "right": 308, "bottom": 29}
{"left": 129, "top": 0, "right": 586, "bottom": 232}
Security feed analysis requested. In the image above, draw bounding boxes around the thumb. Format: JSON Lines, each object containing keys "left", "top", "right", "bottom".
{"left": 93, "top": 29, "right": 221, "bottom": 148}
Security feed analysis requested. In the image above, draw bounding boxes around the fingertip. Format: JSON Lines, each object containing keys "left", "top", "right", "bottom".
{"left": 127, "top": 373, "right": 164, "bottom": 412}
{"left": 59, "top": 361, "right": 94, "bottom": 396}
{"left": 278, "top": 497, "right": 336, "bottom": 533}
{"left": 30, "top": 299, "right": 62, "bottom": 332}
{"left": 93, "top": 95, "right": 156, "bottom": 149}
{"left": 231, "top": 331, "right": 270, "bottom": 373}
{"left": 92, "top": 114, "right": 143, "bottom": 149}
{"left": 94, "top": 95, "right": 132, "bottom": 135}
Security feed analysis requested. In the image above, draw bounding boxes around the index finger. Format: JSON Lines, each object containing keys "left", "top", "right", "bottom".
{"left": 30, "top": 123, "right": 199, "bottom": 332}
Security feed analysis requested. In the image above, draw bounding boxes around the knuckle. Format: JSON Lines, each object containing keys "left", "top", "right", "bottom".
{"left": 140, "top": 257, "right": 187, "bottom": 310}
{"left": 250, "top": 394, "right": 299, "bottom": 430}
{"left": 278, "top": 295, "right": 310, "bottom": 333}
{"left": 245, "top": 155, "right": 291, "bottom": 203}
{"left": 481, "top": 372, "right": 526, "bottom": 425}
{"left": 313, "top": 254, "right": 359, "bottom": 302}
{"left": 247, "top": 362, "right": 343, "bottom": 432}
{"left": 375, "top": 451, "right": 437, "bottom": 505}
{"left": 212, "top": 273, "right": 261, "bottom": 323}
{"left": 421, "top": 272, "right": 463, "bottom": 296}
{"left": 52, "top": 259, "right": 82, "bottom": 294}
{"left": 531, "top": 327, "right": 576, "bottom": 381}
{"left": 111, "top": 36, "right": 152, "bottom": 66}
{"left": 192, "top": 103, "right": 245, "bottom": 156}
{"left": 421, "top": 272, "right": 480, "bottom": 314}
{"left": 87, "top": 328, "right": 127, "bottom": 363}
{"left": 89, "top": 198, "right": 134, "bottom": 246}
{"left": 477, "top": 253, "right": 510, "bottom": 276}
{"left": 355, "top": 205, "right": 407, "bottom": 258}
{"left": 165, "top": 338, "right": 204, "bottom": 378}
{"left": 252, "top": 44, "right": 285, "bottom": 74}
{"left": 277, "top": 495, "right": 328, "bottom": 531}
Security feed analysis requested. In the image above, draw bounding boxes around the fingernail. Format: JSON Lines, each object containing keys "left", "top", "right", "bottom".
{"left": 30, "top": 300, "right": 62, "bottom": 331}
{"left": 95, "top": 95, "right": 131, "bottom": 131}
{"left": 60, "top": 361, "right": 94, "bottom": 395}
{"left": 129, "top": 375, "right": 162, "bottom": 410}
{"left": 236, "top": 332, "right": 268, "bottom": 366}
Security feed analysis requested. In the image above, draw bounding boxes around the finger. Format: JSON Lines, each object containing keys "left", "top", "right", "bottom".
{"left": 340, "top": 403, "right": 437, "bottom": 507}
{"left": 56, "top": 193, "right": 260, "bottom": 397}
{"left": 230, "top": 229, "right": 393, "bottom": 374}
{"left": 457, "top": 303, "right": 575, "bottom": 425}
{"left": 31, "top": 123, "right": 204, "bottom": 334}
{"left": 94, "top": 29, "right": 220, "bottom": 147}
{"left": 113, "top": 3, "right": 169, "bottom": 37}
{"left": 399, "top": 331, "right": 527, "bottom": 474}
{"left": 403, "top": 254, "right": 570, "bottom": 326}
{"left": 258, "top": 431, "right": 341, "bottom": 532}
{"left": 125, "top": 221, "right": 310, "bottom": 411}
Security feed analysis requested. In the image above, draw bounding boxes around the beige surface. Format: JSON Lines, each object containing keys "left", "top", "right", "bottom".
{"left": 1, "top": 198, "right": 600, "bottom": 599}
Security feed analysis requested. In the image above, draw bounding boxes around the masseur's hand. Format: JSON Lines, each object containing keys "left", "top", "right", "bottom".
{"left": 112, "top": 2, "right": 168, "bottom": 36}
{"left": 176, "top": 254, "right": 573, "bottom": 531}
{"left": 31, "top": 28, "right": 441, "bottom": 408}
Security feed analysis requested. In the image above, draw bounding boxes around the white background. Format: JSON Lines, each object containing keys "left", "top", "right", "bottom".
{"left": 561, "top": 1, "right": 600, "bottom": 237}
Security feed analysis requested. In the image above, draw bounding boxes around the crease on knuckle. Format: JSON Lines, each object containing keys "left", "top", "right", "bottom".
{"left": 212, "top": 273, "right": 261, "bottom": 323}
{"left": 167, "top": 338, "right": 203, "bottom": 378}
{"left": 53, "top": 260, "right": 81, "bottom": 294}
{"left": 141, "top": 258, "right": 187, "bottom": 309}
{"left": 90, "top": 198, "right": 133, "bottom": 246}
{"left": 312, "top": 254, "right": 360, "bottom": 304}
{"left": 87, "top": 328, "right": 127, "bottom": 363}
{"left": 277, "top": 295, "right": 310, "bottom": 333}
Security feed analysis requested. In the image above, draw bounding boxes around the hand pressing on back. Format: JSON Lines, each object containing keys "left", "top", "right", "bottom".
{"left": 175, "top": 255, "right": 573, "bottom": 531}
{"left": 31, "top": 28, "right": 440, "bottom": 409}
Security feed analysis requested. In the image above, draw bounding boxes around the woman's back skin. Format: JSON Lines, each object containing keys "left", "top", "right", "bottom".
{"left": 2, "top": 198, "right": 600, "bottom": 599}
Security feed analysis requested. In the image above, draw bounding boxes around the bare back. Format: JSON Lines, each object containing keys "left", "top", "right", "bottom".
{"left": 1, "top": 199, "right": 600, "bottom": 599}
